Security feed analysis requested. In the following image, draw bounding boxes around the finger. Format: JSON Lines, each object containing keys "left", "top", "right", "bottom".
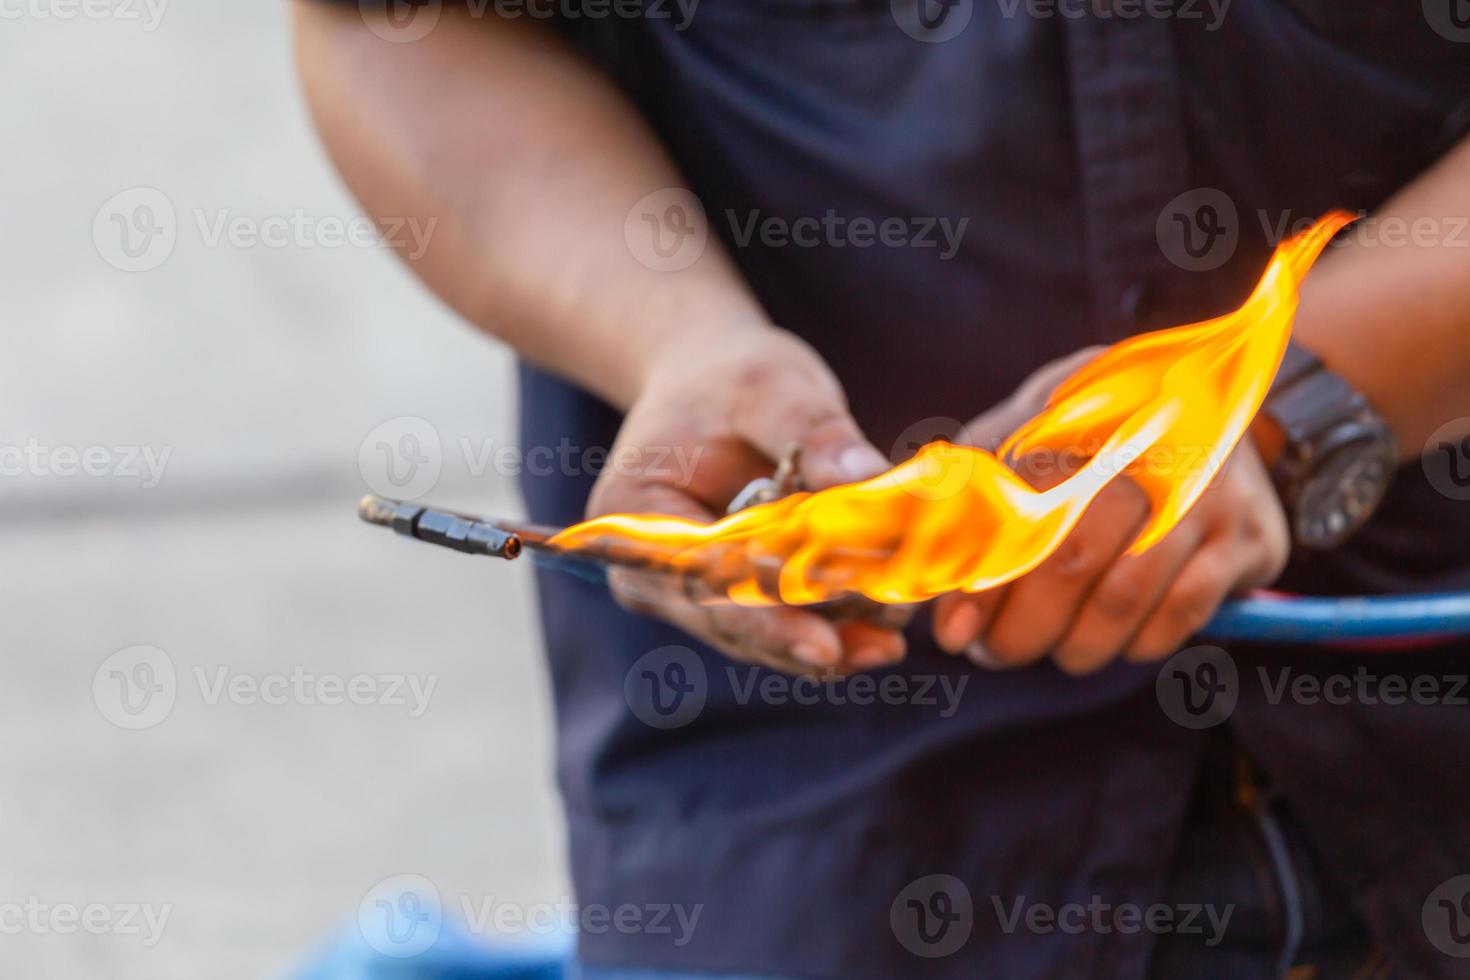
{"left": 730, "top": 378, "right": 889, "bottom": 491}
{"left": 837, "top": 618, "right": 907, "bottom": 671}
{"left": 587, "top": 463, "right": 716, "bottom": 521}
{"left": 932, "top": 587, "right": 1008, "bottom": 655}
{"left": 1124, "top": 545, "right": 1238, "bottom": 663}
{"left": 593, "top": 471, "right": 841, "bottom": 672}
{"left": 609, "top": 566, "right": 848, "bottom": 674}
{"left": 1052, "top": 520, "right": 1204, "bottom": 674}
{"left": 979, "top": 478, "right": 1150, "bottom": 667}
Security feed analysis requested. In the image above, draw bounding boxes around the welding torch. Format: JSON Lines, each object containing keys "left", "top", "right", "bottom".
{"left": 357, "top": 493, "right": 906, "bottom": 625}
{"left": 358, "top": 495, "right": 1470, "bottom": 646}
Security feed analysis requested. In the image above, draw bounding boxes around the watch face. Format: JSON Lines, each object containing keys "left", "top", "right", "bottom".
{"left": 1294, "top": 437, "right": 1396, "bottom": 549}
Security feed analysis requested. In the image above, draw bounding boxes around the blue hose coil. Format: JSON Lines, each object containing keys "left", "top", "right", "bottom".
{"left": 1203, "top": 591, "right": 1470, "bottom": 643}
{"left": 532, "top": 554, "right": 1470, "bottom": 644}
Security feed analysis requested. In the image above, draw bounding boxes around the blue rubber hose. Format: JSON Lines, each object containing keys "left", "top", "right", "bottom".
{"left": 532, "top": 549, "right": 1470, "bottom": 645}
{"left": 1202, "top": 592, "right": 1470, "bottom": 644}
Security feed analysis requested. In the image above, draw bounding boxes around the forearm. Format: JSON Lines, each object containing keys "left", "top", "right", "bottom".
{"left": 292, "top": 2, "right": 766, "bottom": 410}
{"left": 1294, "top": 135, "right": 1470, "bottom": 457}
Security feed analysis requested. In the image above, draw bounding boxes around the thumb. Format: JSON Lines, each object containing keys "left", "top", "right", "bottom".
{"left": 734, "top": 383, "right": 889, "bottom": 491}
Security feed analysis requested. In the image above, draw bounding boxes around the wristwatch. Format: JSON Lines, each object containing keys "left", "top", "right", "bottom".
{"left": 1258, "top": 342, "right": 1397, "bottom": 550}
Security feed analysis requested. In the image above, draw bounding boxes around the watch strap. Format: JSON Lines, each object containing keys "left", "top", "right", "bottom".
{"left": 1269, "top": 339, "right": 1324, "bottom": 397}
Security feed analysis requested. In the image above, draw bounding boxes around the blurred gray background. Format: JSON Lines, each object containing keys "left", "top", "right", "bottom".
{"left": 1, "top": 2, "right": 568, "bottom": 976}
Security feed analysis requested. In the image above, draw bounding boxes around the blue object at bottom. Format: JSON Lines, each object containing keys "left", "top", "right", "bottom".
{"left": 288, "top": 923, "right": 794, "bottom": 980}
{"left": 289, "top": 920, "right": 572, "bottom": 980}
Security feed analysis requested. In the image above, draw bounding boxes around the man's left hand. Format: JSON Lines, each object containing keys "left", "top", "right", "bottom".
{"left": 931, "top": 352, "right": 1291, "bottom": 674}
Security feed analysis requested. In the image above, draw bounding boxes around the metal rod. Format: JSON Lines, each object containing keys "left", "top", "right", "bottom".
{"left": 357, "top": 494, "right": 906, "bottom": 625}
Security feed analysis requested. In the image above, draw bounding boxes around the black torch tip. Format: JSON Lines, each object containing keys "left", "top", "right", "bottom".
{"left": 358, "top": 494, "right": 522, "bottom": 560}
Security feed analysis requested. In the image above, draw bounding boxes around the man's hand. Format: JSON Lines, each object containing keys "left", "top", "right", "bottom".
{"left": 589, "top": 324, "right": 907, "bottom": 676}
{"left": 931, "top": 350, "right": 1291, "bottom": 675}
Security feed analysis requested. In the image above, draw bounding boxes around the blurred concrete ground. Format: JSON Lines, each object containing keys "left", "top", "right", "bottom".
{"left": 0, "top": 2, "right": 568, "bottom": 977}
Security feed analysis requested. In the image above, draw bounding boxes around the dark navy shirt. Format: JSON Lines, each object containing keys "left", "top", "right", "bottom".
{"left": 519, "top": 5, "right": 1470, "bottom": 977}
{"left": 319, "top": 0, "right": 1470, "bottom": 975}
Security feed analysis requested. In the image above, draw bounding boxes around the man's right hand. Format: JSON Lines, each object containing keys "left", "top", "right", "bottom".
{"left": 588, "top": 323, "right": 906, "bottom": 676}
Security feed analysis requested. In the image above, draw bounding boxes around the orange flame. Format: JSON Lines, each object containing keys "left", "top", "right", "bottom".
{"left": 552, "top": 213, "right": 1355, "bottom": 606}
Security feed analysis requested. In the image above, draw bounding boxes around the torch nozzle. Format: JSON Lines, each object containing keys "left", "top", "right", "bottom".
{"left": 358, "top": 495, "right": 523, "bottom": 560}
